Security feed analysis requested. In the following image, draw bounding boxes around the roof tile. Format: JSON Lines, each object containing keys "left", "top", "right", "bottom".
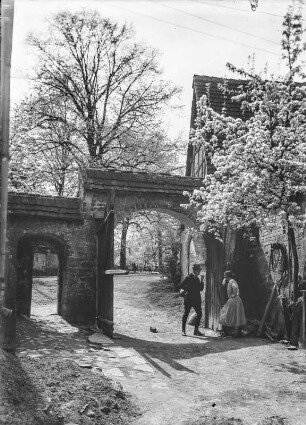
{"left": 193, "top": 74, "right": 251, "bottom": 120}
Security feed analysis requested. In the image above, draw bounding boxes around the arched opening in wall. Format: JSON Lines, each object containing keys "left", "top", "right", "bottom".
{"left": 16, "top": 234, "right": 66, "bottom": 318}
{"left": 114, "top": 210, "right": 182, "bottom": 281}
{"left": 112, "top": 208, "right": 207, "bottom": 337}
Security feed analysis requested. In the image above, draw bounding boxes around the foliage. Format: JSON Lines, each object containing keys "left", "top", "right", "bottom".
{"left": 249, "top": 0, "right": 259, "bottom": 11}
{"left": 189, "top": 5, "right": 306, "bottom": 299}
{"left": 190, "top": 6, "right": 306, "bottom": 237}
{"left": 114, "top": 211, "right": 181, "bottom": 273}
{"left": 9, "top": 9, "right": 184, "bottom": 195}
{"left": 26, "top": 9, "right": 180, "bottom": 163}
{"left": 162, "top": 238, "right": 181, "bottom": 290}
{"left": 9, "top": 97, "right": 86, "bottom": 196}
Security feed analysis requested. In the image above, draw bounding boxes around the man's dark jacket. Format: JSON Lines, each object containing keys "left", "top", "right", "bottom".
{"left": 179, "top": 273, "right": 204, "bottom": 305}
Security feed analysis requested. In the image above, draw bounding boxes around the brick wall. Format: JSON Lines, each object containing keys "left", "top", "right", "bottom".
{"left": 7, "top": 214, "right": 97, "bottom": 324}
{"left": 1, "top": 170, "right": 215, "bottom": 349}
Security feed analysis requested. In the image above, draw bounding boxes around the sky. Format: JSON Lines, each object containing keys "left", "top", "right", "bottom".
{"left": 10, "top": 0, "right": 306, "bottom": 141}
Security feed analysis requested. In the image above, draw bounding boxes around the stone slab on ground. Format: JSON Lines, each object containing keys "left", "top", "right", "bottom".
{"left": 88, "top": 332, "right": 114, "bottom": 345}
{"left": 103, "top": 367, "right": 125, "bottom": 377}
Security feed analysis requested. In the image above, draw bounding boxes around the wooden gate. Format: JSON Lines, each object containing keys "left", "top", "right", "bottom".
{"left": 96, "top": 191, "right": 115, "bottom": 337}
{"left": 204, "top": 229, "right": 237, "bottom": 330}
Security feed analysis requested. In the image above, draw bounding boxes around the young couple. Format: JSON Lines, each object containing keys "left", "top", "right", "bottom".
{"left": 180, "top": 265, "right": 246, "bottom": 337}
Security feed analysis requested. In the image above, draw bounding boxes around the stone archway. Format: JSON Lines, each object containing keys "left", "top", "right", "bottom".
{"left": 16, "top": 233, "right": 67, "bottom": 317}
{"left": 80, "top": 168, "right": 205, "bottom": 336}
{"left": 6, "top": 169, "right": 205, "bottom": 340}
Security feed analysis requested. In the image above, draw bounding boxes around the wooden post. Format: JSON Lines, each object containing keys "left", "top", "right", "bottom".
{"left": 257, "top": 284, "right": 277, "bottom": 337}
{"left": 301, "top": 290, "right": 306, "bottom": 348}
{"left": 0, "top": 1, "right": 14, "bottom": 329}
{"left": 96, "top": 190, "right": 116, "bottom": 337}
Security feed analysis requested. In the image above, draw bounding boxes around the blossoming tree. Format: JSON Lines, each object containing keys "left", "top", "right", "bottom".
{"left": 190, "top": 6, "right": 306, "bottom": 301}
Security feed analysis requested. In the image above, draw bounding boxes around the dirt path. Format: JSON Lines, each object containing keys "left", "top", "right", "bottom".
{"left": 15, "top": 275, "right": 306, "bottom": 425}
{"left": 113, "top": 274, "right": 306, "bottom": 425}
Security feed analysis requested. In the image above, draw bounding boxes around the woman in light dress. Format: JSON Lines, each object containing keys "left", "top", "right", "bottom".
{"left": 220, "top": 270, "right": 246, "bottom": 336}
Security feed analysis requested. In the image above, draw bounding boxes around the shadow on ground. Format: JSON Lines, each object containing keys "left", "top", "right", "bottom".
{"left": 16, "top": 314, "right": 269, "bottom": 380}
{"left": 16, "top": 315, "right": 90, "bottom": 352}
{"left": 114, "top": 332, "right": 269, "bottom": 378}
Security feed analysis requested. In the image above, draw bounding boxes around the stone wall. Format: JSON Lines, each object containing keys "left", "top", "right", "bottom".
{"left": 7, "top": 214, "right": 97, "bottom": 324}
{"left": 6, "top": 193, "right": 97, "bottom": 325}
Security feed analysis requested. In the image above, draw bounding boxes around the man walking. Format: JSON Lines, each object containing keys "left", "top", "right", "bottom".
{"left": 180, "top": 263, "right": 204, "bottom": 336}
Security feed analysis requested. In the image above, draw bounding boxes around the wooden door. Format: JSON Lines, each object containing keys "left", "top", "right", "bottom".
{"left": 96, "top": 190, "right": 115, "bottom": 337}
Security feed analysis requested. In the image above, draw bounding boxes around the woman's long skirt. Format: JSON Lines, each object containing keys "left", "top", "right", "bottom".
{"left": 220, "top": 296, "right": 246, "bottom": 327}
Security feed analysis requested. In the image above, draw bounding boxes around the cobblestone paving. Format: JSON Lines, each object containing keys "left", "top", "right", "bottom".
{"left": 16, "top": 315, "right": 156, "bottom": 381}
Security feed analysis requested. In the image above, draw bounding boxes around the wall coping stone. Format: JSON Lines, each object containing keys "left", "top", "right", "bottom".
{"left": 8, "top": 192, "right": 84, "bottom": 222}
{"left": 80, "top": 168, "right": 204, "bottom": 195}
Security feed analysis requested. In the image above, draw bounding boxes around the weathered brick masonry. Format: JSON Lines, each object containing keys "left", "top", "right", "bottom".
{"left": 6, "top": 193, "right": 97, "bottom": 324}
{"left": 1, "top": 169, "right": 206, "bottom": 348}
{"left": 79, "top": 168, "right": 203, "bottom": 227}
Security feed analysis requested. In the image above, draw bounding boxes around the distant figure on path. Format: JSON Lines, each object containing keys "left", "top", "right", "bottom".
{"left": 131, "top": 262, "right": 137, "bottom": 273}
{"left": 179, "top": 263, "right": 204, "bottom": 336}
{"left": 219, "top": 270, "right": 246, "bottom": 337}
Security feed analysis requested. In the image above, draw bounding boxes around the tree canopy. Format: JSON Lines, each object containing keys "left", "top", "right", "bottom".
{"left": 9, "top": 9, "right": 184, "bottom": 196}
{"left": 26, "top": 9, "right": 180, "bottom": 162}
{"left": 114, "top": 211, "right": 181, "bottom": 273}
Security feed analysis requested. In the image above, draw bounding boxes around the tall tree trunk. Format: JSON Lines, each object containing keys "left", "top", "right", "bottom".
{"left": 56, "top": 172, "right": 65, "bottom": 197}
{"left": 157, "top": 229, "right": 163, "bottom": 272}
{"left": 120, "top": 217, "right": 130, "bottom": 270}
{"left": 288, "top": 223, "right": 299, "bottom": 302}
{"left": 58, "top": 165, "right": 66, "bottom": 197}
{"left": 86, "top": 114, "right": 96, "bottom": 159}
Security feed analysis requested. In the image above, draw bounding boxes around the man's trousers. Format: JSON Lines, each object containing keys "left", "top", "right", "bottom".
{"left": 182, "top": 301, "right": 202, "bottom": 330}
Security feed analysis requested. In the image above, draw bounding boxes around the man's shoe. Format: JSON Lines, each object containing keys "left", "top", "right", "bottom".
{"left": 182, "top": 331, "right": 187, "bottom": 336}
{"left": 194, "top": 330, "right": 205, "bottom": 336}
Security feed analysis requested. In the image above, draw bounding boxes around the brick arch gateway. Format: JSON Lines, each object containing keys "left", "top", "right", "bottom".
{"left": 16, "top": 233, "right": 67, "bottom": 318}
{"left": 3, "top": 168, "right": 205, "bottom": 345}
{"left": 79, "top": 169, "right": 207, "bottom": 336}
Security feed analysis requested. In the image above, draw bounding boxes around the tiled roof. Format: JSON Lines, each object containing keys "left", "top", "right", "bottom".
{"left": 8, "top": 193, "right": 84, "bottom": 221}
{"left": 192, "top": 74, "right": 250, "bottom": 121}
{"left": 80, "top": 168, "right": 203, "bottom": 195}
